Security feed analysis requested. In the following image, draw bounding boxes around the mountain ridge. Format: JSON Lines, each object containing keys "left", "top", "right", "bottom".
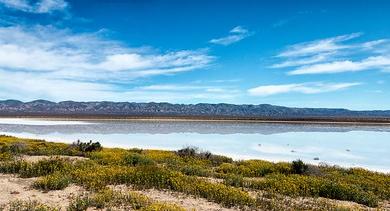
{"left": 1, "top": 100, "right": 390, "bottom": 121}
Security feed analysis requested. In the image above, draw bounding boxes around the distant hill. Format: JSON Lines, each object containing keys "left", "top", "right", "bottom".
{"left": 1, "top": 100, "right": 390, "bottom": 122}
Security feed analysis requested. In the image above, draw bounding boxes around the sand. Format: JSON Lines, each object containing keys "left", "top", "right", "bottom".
{"left": 0, "top": 174, "right": 83, "bottom": 210}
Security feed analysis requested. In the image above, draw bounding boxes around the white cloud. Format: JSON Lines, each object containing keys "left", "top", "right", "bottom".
{"left": 0, "top": 25, "right": 220, "bottom": 102}
{"left": 248, "top": 82, "right": 360, "bottom": 96}
{"left": 230, "top": 26, "right": 248, "bottom": 34}
{"left": 277, "top": 33, "right": 361, "bottom": 58}
{"left": 0, "top": 0, "right": 67, "bottom": 13}
{"left": 0, "top": 0, "right": 30, "bottom": 11}
{"left": 0, "top": 25, "right": 214, "bottom": 81}
{"left": 270, "top": 53, "right": 332, "bottom": 68}
{"left": 271, "top": 33, "right": 390, "bottom": 75}
{"left": 209, "top": 26, "right": 252, "bottom": 46}
{"left": 289, "top": 56, "right": 390, "bottom": 75}
{"left": 139, "top": 84, "right": 209, "bottom": 91}
{"left": 0, "top": 70, "right": 239, "bottom": 102}
{"left": 137, "top": 84, "right": 239, "bottom": 94}
{"left": 36, "top": 0, "right": 67, "bottom": 13}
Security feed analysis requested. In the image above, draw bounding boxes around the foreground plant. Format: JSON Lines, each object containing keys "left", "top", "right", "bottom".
{"left": 0, "top": 135, "right": 389, "bottom": 210}
{"left": 67, "top": 189, "right": 184, "bottom": 211}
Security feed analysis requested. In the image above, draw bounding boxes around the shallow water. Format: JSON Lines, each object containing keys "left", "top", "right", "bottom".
{"left": 0, "top": 118, "right": 389, "bottom": 172}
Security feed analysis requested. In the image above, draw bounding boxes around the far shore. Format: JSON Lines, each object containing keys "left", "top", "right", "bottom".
{"left": 2, "top": 115, "right": 390, "bottom": 125}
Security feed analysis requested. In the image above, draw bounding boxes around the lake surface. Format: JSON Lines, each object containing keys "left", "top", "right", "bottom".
{"left": 0, "top": 118, "right": 389, "bottom": 173}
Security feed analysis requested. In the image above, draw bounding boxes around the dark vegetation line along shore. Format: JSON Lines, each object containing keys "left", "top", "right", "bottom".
{"left": 0, "top": 135, "right": 389, "bottom": 210}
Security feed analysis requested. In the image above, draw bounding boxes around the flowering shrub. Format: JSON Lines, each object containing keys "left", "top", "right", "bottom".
{"left": 68, "top": 189, "right": 185, "bottom": 211}
{"left": 33, "top": 171, "right": 71, "bottom": 190}
{"left": 0, "top": 158, "right": 70, "bottom": 178}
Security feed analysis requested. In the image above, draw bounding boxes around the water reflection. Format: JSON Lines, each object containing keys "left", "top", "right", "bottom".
{"left": 1, "top": 119, "right": 390, "bottom": 135}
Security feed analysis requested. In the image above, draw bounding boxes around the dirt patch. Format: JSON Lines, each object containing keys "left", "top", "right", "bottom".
{"left": 0, "top": 174, "right": 84, "bottom": 210}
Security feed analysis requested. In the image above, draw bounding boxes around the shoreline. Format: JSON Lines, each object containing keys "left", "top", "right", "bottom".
{"left": 2, "top": 116, "right": 390, "bottom": 126}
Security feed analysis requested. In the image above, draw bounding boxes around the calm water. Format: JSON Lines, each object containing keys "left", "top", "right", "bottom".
{"left": 0, "top": 118, "right": 389, "bottom": 173}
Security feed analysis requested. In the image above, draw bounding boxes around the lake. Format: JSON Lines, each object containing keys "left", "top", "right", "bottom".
{"left": 0, "top": 118, "right": 389, "bottom": 173}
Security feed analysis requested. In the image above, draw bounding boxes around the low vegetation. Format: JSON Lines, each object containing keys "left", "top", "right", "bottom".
{"left": 67, "top": 189, "right": 185, "bottom": 211}
{"left": 0, "top": 135, "right": 389, "bottom": 210}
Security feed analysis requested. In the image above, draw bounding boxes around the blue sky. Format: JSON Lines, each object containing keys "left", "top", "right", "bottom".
{"left": 0, "top": 0, "right": 390, "bottom": 110}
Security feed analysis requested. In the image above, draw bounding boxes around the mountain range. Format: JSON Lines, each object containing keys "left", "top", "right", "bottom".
{"left": 1, "top": 100, "right": 390, "bottom": 122}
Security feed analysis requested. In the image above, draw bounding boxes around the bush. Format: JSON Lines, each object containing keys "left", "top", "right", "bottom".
{"left": 19, "top": 158, "right": 70, "bottom": 178}
{"left": 0, "top": 158, "right": 70, "bottom": 178}
{"left": 292, "top": 159, "right": 308, "bottom": 174}
{"left": 9, "top": 142, "right": 27, "bottom": 154}
{"left": 67, "top": 195, "right": 91, "bottom": 211}
{"left": 33, "top": 172, "right": 71, "bottom": 190}
{"left": 245, "top": 173, "right": 379, "bottom": 207}
{"left": 72, "top": 140, "right": 102, "bottom": 153}
{"left": 68, "top": 189, "right": 184, "bottom": 211}
{"left": 216, "top": 160, "right": 291, "bottom": 177}
{"left": 176, "top": 146, "right": 197, "bottom": 157}
{"left": 0, "top": 152, "right": 14, "bottom": 161}
{"left": 0, "top": 135, "right": 84, "bottom": 156}
{"left": 176, "top": 147, "right": 232, "bottom": 166}
{"left": 179, "top": 164, "right": 210, "bottom": 177}
{"left": 123, "top": 153, "right": 155, "bottom": 166}
{"left": 223, "top": 174, "right": 244, "bottom": 187}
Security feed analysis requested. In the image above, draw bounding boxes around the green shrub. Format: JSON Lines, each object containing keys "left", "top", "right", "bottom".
{"left": 223, "top": 174, "right": 244, "bottom": 187}
{"left": 67, "top": 195, "right": 91, "bottom": 211}
{"left": 19, "top": 158, "right": 70, "bottom": 178}
{"left": 67, "top": 189, "right": 184, "bottom": 211}
{"left": 176, "top": 147, "right": 232, "bottom": 166}
{"left": 216, "top": 160, "right": 291, "bottom": 177}
{"left": 33, "top": 172, "right": 71, "bottom": 190}
{"left": 176, "top": 146, "right": 197, "bottom": 157}
{"left": 179, "top": 164, "right": 210, "bottom": 177}
{"left": 0, "top": 152, "right": 14, "bottom": 161}
{"left": 0, "top": 158, "right": 70, "bottom": 178}
{"left": 246, "top": 173, "right": 379, "bottom": 207}
{"left": 123, "top": 153, "right": 155, "bottom": 166}
{"left": 291, "top": 159, "right": 308, "bottom": 174}
{"left": 9, "top": 142, "right": 27, "bottom": 154}
{"left": 71, "top": 140, "right": 102, "bottom": 153}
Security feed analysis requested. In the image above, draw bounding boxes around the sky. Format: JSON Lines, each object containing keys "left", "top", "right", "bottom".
{"left": 0, "top": 0, "right": 390, "bottom": 110}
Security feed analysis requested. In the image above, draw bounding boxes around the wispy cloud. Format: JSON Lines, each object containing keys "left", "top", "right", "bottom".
{"left": 209, "top": 26, "right": 252, "bottom": 46}
{"left": 0, "top": 25, "right": 222, "bottom": 102}
{"left": 0, "top": 25, "right": 214, "bottom": 81}
{"left": 0, "top": 0, "right": 68, "bottom": 13}
{"left": 271, "top": 33, "right": 390, "bottom": 75}
{"left": 248, "top": 82, "right": 361, "bottom": 96}
{"left": 277, "top": 33, "right": 361, "bottom": 58}
{"left": 289, "top": 56, "right": 390, "bottom": 75}
{"left": 270, "top": 53, "right": 332, "bottom": 68}
{"left": 0, "top": 71, "right": 239, "bottom": 102}
{"left": 137, "top": 83, "right": 239, "bottom": 93}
